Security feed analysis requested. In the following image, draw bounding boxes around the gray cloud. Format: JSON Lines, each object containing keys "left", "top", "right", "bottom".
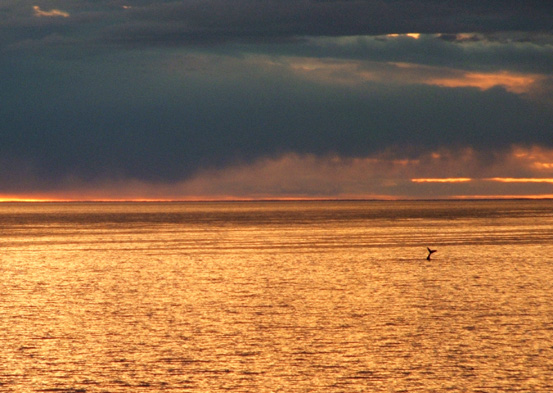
{"left": 109, "top": 0, "right": 553, "bottom": 44}
{"left": 2, "top": 50, "right": 551, "bottom": 191}
{"left": 2, "top": 1, "right": 552, "bottom": 52}
{"left": 287, "top": 34, "right": 553, "bottom": 75}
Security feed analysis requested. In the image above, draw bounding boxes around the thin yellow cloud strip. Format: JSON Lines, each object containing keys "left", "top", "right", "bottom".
{"left": 412, "top": 178, "right": 553, "bottom": 184}
{"left": 33, "top": 5, "right": 70, "bottom": 18}
{"left": 387, "top": 33, "right": 421, "bottom": 39}
{"left": 411, "top": 178, "right": 472, "bottom": 183}
{"left": 487, "top": 178, "right": 553, "bottom": 183}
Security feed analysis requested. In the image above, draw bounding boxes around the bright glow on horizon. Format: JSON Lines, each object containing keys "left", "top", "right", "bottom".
{"left": 0, "top": 195, "right": 400, "bottom": 203}
{"left": 3, "top": 194, "right": 553, "bottom": 203}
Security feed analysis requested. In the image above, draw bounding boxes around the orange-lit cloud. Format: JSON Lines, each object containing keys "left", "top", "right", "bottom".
{"left": 486, "top": 146, "right": 553, "bottom": 178}
{"left": 280, "top": 56, "right": 543, "bottom": 94}
{"left": 428, "top": 71, "right": 540, "bottom": 94}
{"left": 510, "top": 146, "right": 553, "bottom": 171}
{"left": 33, "top": 6, "right": 70, "bottom": 18}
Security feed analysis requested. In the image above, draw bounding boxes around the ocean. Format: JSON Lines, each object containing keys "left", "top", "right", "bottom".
{"left": 1, "top": 200, "right": 552, "bottom": 392}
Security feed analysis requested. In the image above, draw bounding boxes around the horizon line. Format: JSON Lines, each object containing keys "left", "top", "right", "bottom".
{"left": 2, "top": 195, "right": 553, "bottom": 203}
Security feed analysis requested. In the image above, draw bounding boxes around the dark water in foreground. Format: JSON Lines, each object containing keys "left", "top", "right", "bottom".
{"left": 1, "top": 200, "right": 553, "bottom": 392}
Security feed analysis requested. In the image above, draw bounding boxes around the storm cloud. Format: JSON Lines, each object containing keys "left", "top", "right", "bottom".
{"left": 1, "top": 1, "right": 553, "bottom": 199}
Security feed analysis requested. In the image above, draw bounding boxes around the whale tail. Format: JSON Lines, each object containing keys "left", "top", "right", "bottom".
{"left": 426, "top": 247, "right": 437, "bottom": 260}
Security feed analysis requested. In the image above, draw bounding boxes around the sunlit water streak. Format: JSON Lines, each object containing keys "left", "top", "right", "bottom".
{"left": 1, "top": 200, "right": 553, "bottom": 392}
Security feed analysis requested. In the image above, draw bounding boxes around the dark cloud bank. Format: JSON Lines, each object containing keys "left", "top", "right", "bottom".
{"left": 116, "top": 0, "right": 552, "bottom": 41}
{"left": 1, "top": 1, "right": 553, "bottom": 196}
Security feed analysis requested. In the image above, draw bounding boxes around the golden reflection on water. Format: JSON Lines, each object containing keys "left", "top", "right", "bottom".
{"left": 1, "top": 201, "right": 553, "bottom": 392}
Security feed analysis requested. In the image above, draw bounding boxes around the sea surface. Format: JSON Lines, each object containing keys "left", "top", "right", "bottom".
{"left": 1, "top": 200, "right": 553, "bottom": 392}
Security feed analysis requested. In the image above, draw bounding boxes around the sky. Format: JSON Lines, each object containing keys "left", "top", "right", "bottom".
{"left": 1, "top": 1, "right": 553, "bottom": 201}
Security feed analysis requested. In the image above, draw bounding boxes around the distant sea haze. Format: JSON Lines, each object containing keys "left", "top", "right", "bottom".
{"left": 1, "top": 200, "right": 552, "bottom": 392}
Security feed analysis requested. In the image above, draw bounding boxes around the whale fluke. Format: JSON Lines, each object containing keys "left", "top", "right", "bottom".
{"left": 426, "top": 247, "right": 437, "bottom": 260}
